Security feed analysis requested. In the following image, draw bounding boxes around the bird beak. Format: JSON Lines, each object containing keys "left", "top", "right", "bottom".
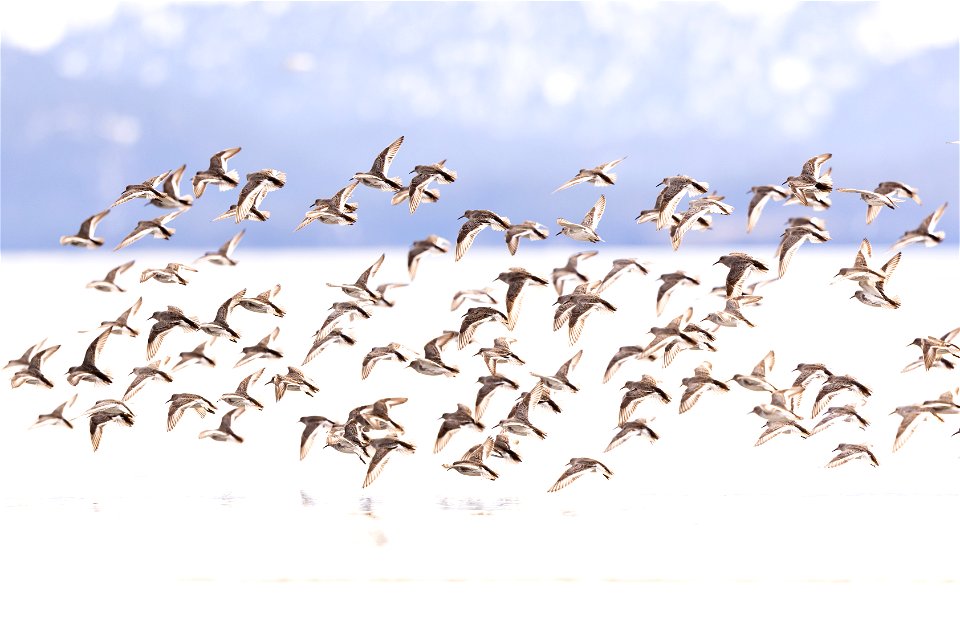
{"left": 555, "top": 231, "right": 563, "bottom": 236}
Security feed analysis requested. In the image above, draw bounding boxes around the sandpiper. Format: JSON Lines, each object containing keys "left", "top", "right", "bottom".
{"left": 220, "top": 367, "right": 265, "bottom": 410}
{"left": 670, "top": 198, "right": 734, "bottom": 251}
{"left": 234, "top": 169, "right": 286, "bottom": 224}
{"left": 89, "top": 409, "right": 134, "bottom": 452}
{"left": 551, "top": 251, "right": 598, "bottom": 295}
{"left": 908, "top": 336, "right": 960, "bottom": 371}
{"left": 655, "top": 271, "right": 699, "bottom": 316}
{"left": 362, "top": 437, "right": 417, "bottom": 488}
{"left": 496, "top": 381, "right": 547, "bottom": 439}
{"left": 890, "top": 203, "right": 947, "bottom": 251}
{"left": 315, "top": 301, "right": 372, "bottom": 341}
{"left": 547, "top": 458, "right": 613, "bottom": 492}
{"left": 775, "top": 225, "right": 830, "bottom": 278}
{"left": 86, "top": 296, "right": 142, "bottom": 337}
{"left": 10, "top": 344, "right": 60, "bottom": 389}
{"left": 455, "top": 209, "right": 512, "bottom": 261}
{"left": 86, "top": 260, "right": 135, "bottom": 293}
{"left": 140, "top": 262, "right": 198, "bottom": 286}
{"left": 109, "top": 171, "right": 171, "bottom": 209}
{"left": 496, "top": 267, "right": 549, "bottom": 330}
{"left": 361, "top": 343, "right": 410, "bottom": 380}
{"left": 353, "top": 136, "right": 404, "bottom": 192}
{"left": 731, "top": 350, "right": 777, "bottom": 393}
{"left": 198, "top": 408, "right": 246, "bottom": 444}
{"left": 443, "top": 438, "right": 498, "bottom": 480}
{"left": 123, "top": 357, "right": 173, "bottom": 401}
{"left": 620, "top": 375, "right": 671, "bottom": 424}
{"left": 811, "top": 375, "right": 872, "bottom": 418}
{"left": 678, "top": 362, "right": 730, "bottom": 413}
{"left": 755, "top": 420, "right": 810, "bottom": 446}
{"left": 266, "top": 367, "right": 319, "bottom": 402}
{"left": 531, "top": 349, "right": 582, "bottom": 393}
{"left": 810, "top": 405, "right": 870, "bottom": 435}
{"left": 173, "top": 341, "right": 217, "bottom": 371}
{"left": 604, "top": 419, "right": 659, "bottom": 452}
{"left": 505, "top": 220, "right": 549, "bottom": 255}
{"left": 836, "top": 186, "right": 901, "bottom": 224}
{"left": 408, "top": 235, "right": 450, "bottom": 280}
{"left": 237, "top": 284, "right": 285, "bottom": 317}
{"left": 114, "top": 209, "right": 185, "bottom": 251}
{"left": 408, "top": 330, "right": 460, "bottom": 376}
{"left": 235, "top": 328, "right": 283, "bottom": 368}
{"left": 194, "top": 229, "right": 245, "bottom": 266}
{"left": 32, "top": 394, "right": 78, "bottom": 430}
{"left": 782, "top": 153, "right": 833, "bottom": 207}
{"left": 451, "top": 288, "right": 498, "bottom": 311}
{"left": 749, "top": 387, "right": 803, "bottom": 422}
{"left": 299, "top": 416, "right": 339, "bottom": 460}
{"left": 200, "top": 289, "right": 246, "bottom": 342}
{"left": 475, "top": 374, "right": 520, "bottom": 421}
{"left": 702, "top": 296, "right": 759, "bottom": 330}
{"left": 649, "top": 175, "right": 710, "bottom": 230}
{"left": 327, "top": 253, "right": 385, "bottom": 302}
{"left": 407, "top": 159, "right": 457, "bottom": 214}
{"left": 296, "top": 181, "right": 360, "bottom": 230}
{"left": 166, "top": 393, "right": 218, "bottom": 431}
{"left": 745, "top": 185, "right": 791, "bottom": 233}
{"left": 553, "top": 157, "right": 625, "bottom": 193}
{"left": 556, "top": 194, "right": 606, "bottom": 243}
{"left": 60, "top": 210, "right": 110, "bottom": 248}
{"left": 476, "top": 337, "right": 525, "bottom": 375}
{"left": 825, "top": 443, "right": 878, "bottom": 468}
{"left": 192, "top": 147, "right": 241, "bottom": 198}
{"left": 435, "top": 404, "right": 486, "bottom": 454}
{"left": 597, "top": 259, "right": 648, "bottom": 293}
{"left": 149, "top": 164, "right": 193, "bottom": 210}
{"left": 66, "top": 329, "right": 113, "bottom": 386}
{"left": 458, "top": 306, "right": 508, "bottom": 349}
{"left": 303, "top": 328, "right": 357, "bottom": 365}
{"left": 714, "top": 252, "right": 769, "bottom": 298}
{"left": 146, "top": 306, "right": 200, "bottom": 359}
{"left": 390, "top": 181, "right": 439, "bottom": 207}
{"left": 374, "top": 282, "right": 408, "bottom": 307}
{"left": 602, "top": 345, "right": 655, "bottom": 384}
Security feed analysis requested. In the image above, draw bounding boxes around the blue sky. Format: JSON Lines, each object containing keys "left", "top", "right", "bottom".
{"left": 2, "top": 1, "right": 957, "bottom": 252}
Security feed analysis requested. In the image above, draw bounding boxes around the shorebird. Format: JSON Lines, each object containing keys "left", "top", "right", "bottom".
{"left": 903, "top": 327, "right": 959, "bottom": 372}
{"left": 234, "top": 328, "right": 282, "bottom": 368}
{"left": 109, "top": 171, "right": 171, "bottom": 209}
{"left": 620, "top": 376, "right": 671, "bottom": 424}
{"left": 749, "top": 387, "right": 804, "bottom": 422}
{"left": 140, "top": 262, "right": 197, "bottom": 286}
{"left": 679, "top": 362, "right": 730, "bottom": 413}
{"left": 714, "top": 253, "right": 769, "bottom": 298}
{"left": 60, "top": 210, "right": 110, "bottom": 248}
{"left": 782, "top": 153, "right": 833, "bottom": 207}
{"left": 491, "top": 432, "right": 523, "bottom": 464}
{"left": 442, "top": 437, "right": 499, "bottom": 480}
{"left": 458, "top": 307, "right": 508, "bottom": 349}
{"left": 324, "top": 421, "right": 372, "bottom": 464}
{"left": 266, "top": 367, "right": 319, "bottom": 402}
{"left": 362, "top": 437, "right": 417, "bottom": 488}
{"left": 556, "top": 194, "right": 606, "bottom": 243}
{"left": 66, "top": 329, "right": 112, "bottom": 386}
{"left": 755, "top": 420, "right": 810, "bottom": 446}
{"left": 123, "top": 357, "right": 173, "bottom": 401}
{"left": 496, "top": 267, "right": 549, "bottom": 330}
{"left": 351, "top": 397, "right": 408, "bottom": 435}
{"left": 875, "top": 180, "right": 921, "bottom": 205}
{"left": 373, "top": 282, "right": 407, "bottom": 308}
{"left": 353, "top": 135, "right": 404, "bottom": 192}
{"left": 597, "top": 258, "right": 648, "bottom": 293}
{"left": 602, "top": 345, "right": 656, "bottom": 384}
{"left": 505, "top": 220, "right": 549, "bottom": 255}
{"left": 810, "top": 405, "right": 870, "bottom": 435}
{"left": 435, "top": 404, "right": 486, "bottom": 453}
{"left": 785, "top": 216, "right": 829, "bottom": 233}
{"left": 149, "top": 164, "right": 193, "bottom": 210}
{"left": 407, "top": 159, "right": 457, "bottom": 214}
{"left": 173, "top": 341, "right": 217, "bottom": 371}
{"left": 547, "top": 458, "right": 614, "bottom": 492}
{"left": 89, "top": 408, "right": 135, "bottom": 452}
{"left": 496, "top": 381, "right": 547, "bottom": 439}
{"left": 908, "top": 337, "right": 960, "bottom": 371}
{"left": 890, "top": 202, "right": 947, "bottom": 251}
{"left": 303, "top": 328, "right": 357, "bottom": 365}
{"left": 390, "top": 181, "right": 439, "bottom": 207}
{"left": 10, "top": 345, "right": 59, "bottom": 389}
{"left": 774, "top": 225, "right": 831, "bottom": 278}
{"left": 166, "top": 393, "right": 218, "bottom": 431}
{"left": 32, "top": 394, "right": 78, "bottom": 430}
{"left": 407, "top": 235, "right": 450, "bottom": 280}
{"left": 836, "top": 186, "right": 901, "bottom": 224}
{"left": 551, "top": 250, "right": 598, "bottom": 295}
{"left": 531, "top": 349, "right": 582, "bottom": 394}
{"left": 476, "top": 337, "right": 525, "bottom": 375}
{"left": 825, "top": 443, "right": 879, "bottom": 468}
{"left": 745, "top": 185, "right": 791, "bottom": 233}
{"left": 553, "top": 157, "right": 625, "bottom": 193}
{"left": 192, "top": 146, "right": 241, "bottom": 198}
{"left": 649, "top": 175, "right": 710, "bottom": 230}
{"left": 220, "top": 368, "right": 265, "bottom": 410}
{"left": 455, "top": 209, "right": 512, "bottom": 261}
{"left": 604, "top": 419, "right": 659, "bottom": 452}
{"left": 114, "top": 209, "right": 185, "bottom": 250}
{"left": 792, "top": 363, "right": 834, "bottom": 389}
{"left": 299, "top": 416, "right": 339, "bottom": 460}
{"left": 233, "top": 169, "right": 286, "bottom": 223}
{"left": 315, "top": 301, "right": 372, "bottom": 340}
{"left": 296, "top": 181, "right": 360, "bottom": 229}
{"left": 451, "top": 288, "right": 498, "bottom": 311}
{"left": 408, "top": 330, "right": 460, "bottom": 376}
{"left": 86, "top": 260, "right": 135, "bottom": 293}
{"left": 198, "top": 408, "right": 246, "bottom": 444}
{"left": 85, "top": 296, "right": 142, "bottom": 337}
{"left": 146, "top": 306, "right": 200, "bottom": 359}
{"left": 194, "top": 229, "right": 245, "bottom": 266}
{"left": 731, "top": 350, "right": 777, "bottom": 393}
{"left": 213, "top": 203, "right": 269, "bottom": 223}
{"left": 670, "top": 198, "right": 734, "bottom": 251}
{"left": 475, "top": 374, "right": 519, "bottom": 421}
{"left": 237, "top": 285, "right": 285, "bottom": 317}
{"left": 563, "top": 286, "right": 617, "bottom": 346}
{"left": 326, "top": 253, "right": 385, "bottom": 302}
{"left": 890, "top": 404, "right": 947, "bottom": 452}
{"left": 811, "top": 375, "right": 872, "bottom": 418}
{"left": 361, "top": 343, "right": 409, "bottom": 379}
{"left": 655, "top": 271, "right": 699, "bottom": 316}
{"left": 200, "top": 289, "right": 245, "bottom": 342}
{"left": 836, "top": 239, "right": 901, "bottom": 305}
{"left": 702, "top": 297, "right": 759, "bottom": 330}
{"left": 660, "top": 322, "right": 718, "bottom": 367}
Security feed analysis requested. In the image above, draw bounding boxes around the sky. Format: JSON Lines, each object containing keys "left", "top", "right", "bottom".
{"left": 1, "top": 1, "right": 958, "bottom": 252}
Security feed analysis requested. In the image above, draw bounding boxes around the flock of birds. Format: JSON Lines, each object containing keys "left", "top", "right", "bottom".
{"left": 9, "top": 137, "right": 960, "bottom": 493}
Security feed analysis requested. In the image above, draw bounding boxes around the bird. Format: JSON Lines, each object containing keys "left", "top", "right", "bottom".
{"left": 199, "top": 289, "right": 245, "bottom": 342}
{"left": 408, "top": 330, "right": 460, "bottom": 376}
{"left": 146, "top": 306, "right": 200, "bottom": 359}
{"left": 166, "top": 393, "right": 218, "bottom": 431}
{"left": 455, "top": 210, "right": 512, "bottom": 261}
{"left": 442, "top": 437, "right": 499, "bottom": 480}
{"left": 140, "top": 262, "right": 198, "bottom": 286}
{"left": 890, "top": 405, "right": 943, "bottom": 453}
{"left": 731, "top": 351, "right": 777, "bottom": 393}
{"left": 890, "top": 203, "right": 947, "bottom": 251}
{"left": 602, "top": 345, "right": 655, "bottom": 384}
{"left": 551, "top": 251, "right": 598, "bottom": 295}
{"left": 836, "top": 187, "right": 901, "bottom": 224}
{"left": 266, "top": 367, "right": 319, "bottom": 402}
{"left": 326, "top": 253, "right": 385, "bottom": 302}
{"left": 85, "top": 296, "right": 143, "bottom": 337}
{"left": 648, "top": 175, "right": 710, "bottom": 230}
{"left": 314, "top": 301, "right": 372, "bottom": 341}
{"left": 597, "top": 259, "right": 648, "bottom": 293}
{"left": 60, "top": 210, "right": 110, "bottom": 248}
{"left": 10, "top": 344, "right": 60, "bottom": 389}
{"left": 353, "top": 135, "right": 404, "bottom": 192}
{"left": 491, "top": 432, "right": 523, "bottom": 464}
{"left": 604, "top": 419, "right": 659, "bottom": 452}
{"left": 810, "top": 405, "right": 870, "bottom": 435}
{"left": 407, "top": 235, "right": 450, "bottom": 280}
{"left": 324, "top": 421, "right": 372, "bottom": 464}
{"left": 825, "top": 443, "right": 879, "bottom": 468}
{"left": 547, "top": 458, "right": 614, "bottom": 492}
{"left": 296, "top": 181, "right": 360, "bottom": 229}
{"left": 88, "top": 408, "right": 135, "bottom": 452}
{"left": 811, "top": 375, "right": 872, "bottom": 418}
{"left": 373, "top": 282, "right": 408, "bottom": 308}
{"left": 32, "top": 394, "right": 78, "bottom": 430}
{"left": 220, "top": 368, "right": 266, "bottom": 410}
{"left": 782, "top": 153, "right": 833, "bottom": 207}
{"left": 620, "top": 376, "right": 671, "bottom": 424}
{"left": 505, "top": 220, "right": 549, "bottom": 255}
{"left": 192, "top": 147, "right": 242, "bottom": 198}
{"left": 496, "top": 381, "right": 548, "bottom": 439}
{"left": 745, "top": 185, "right": 791, "bottom": 233}
{"left": 302, "top": 328, "right": 357, "bottom": 365}
{"left": 496, "top": 267, "right": 549, "bottom": 330}
{"left": 451, "top": 288, "right": 498, "bottom": 312}
{"left": 114, "top": 209, "right": 185, "bottom": 251}
{"left": 556, "top": 194, "right": 606, "bottom": 243}
{"left": 907, "top": 337, "right": 960, "bottom": 371}
{"left": 299, "top": 416, "right": 339, "bottom": 460}
{"left": 213, "top": 203, "right": 268, "bottom": 224}
{"left": 173, "top": 341, "right": 217, "bottom": 372}
{"left": 351, "top": 397, "right": 408, "bottom": 435}
{"left": 678, "top": 362, "right": 730, "bottom": 413}
{"left": 655, "top": 271, "right": 700, "bottom": 316}
{"left": 149, "top": 164, "right": 194, "bottom": 210}
{"left": 194, "top": 229, "right": 245, "bottom": 266}
{"left": 123, "top": 358, "right": 173, "bottom": 401}
{"left": 702, "top": 296, "right": 759, "bottom": 330}
{"left": 390, "top": 181, "right": 439, "bottom": 207}
{"left": 407, "top": 159, "right": 457, "bottom": 214}
{"left": 235, "top": 328, "right": 283, "bottom": 368}
{"left": 875, "top": 180, "right": 921, "bottom": 205}
{"left": 792, "top": 363, "right": 834, "bottom": 389}
{"left": 198, "top": 408, "right": 246, "bottom": 444}
{"left": 476, "top": 337, "right": 525, "bottom": 375}
{"left": 435, "top": 404, "right": 486, "bottom": 454}
{"left": 361, "top": 343, "right": 410, "bottom": 380}
{"left": 65, "top": 329, "right": 113, "bottom": 386}
{"left": 458, "top": 307, "right": 508, "bottom": 349}
{"left": 531, "top": 349, "right": 582, "bottom": 393}
{"left": 774, "top": 225, "right": 831, "bottom": 278}
{"left": 755, "top": 420, "right": 811, "bottom": 446}
{"left": 669, "top": 198, "right": 734, "bottom": 251}
{"left": 553, "top": 157, "right": 626, "bottom": 193}
{"left": 233, "top": 169, "right": 286, "bottom": 223}
{"left": 362, "top": 437, "right": 417, "bottom": 488}
{"left": 86, "top": 260, "right": 135, "bottom": 293}
{"left": 714, "top": 253, "right": 769, "bottom": 298}
{"left": 237, "top": 285, "right": 285, "bottom": 317}
{"left": 749, "top": 387, "right": 804, "bottom": 422}
{"left": 109, "top": 171, "right": 171, "bottom": 209}
{"left": 902, "top": 327, "right": 959, "bottom": 372}
{"left": 475, "top": 374, "right": 520, "bottom": 421}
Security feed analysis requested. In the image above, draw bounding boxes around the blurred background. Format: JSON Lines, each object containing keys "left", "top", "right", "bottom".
{"left": 2, "top": 1, "right": 958, "bottom": 252}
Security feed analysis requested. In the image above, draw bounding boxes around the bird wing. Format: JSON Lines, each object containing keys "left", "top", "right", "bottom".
{"left": 582, "top": 195, "right": 606, "bottom": 230}
{"left": 372, "top": 136, "right": 404, "bottom": 174}
{"left": 455, "top": 219, "right": 486, "bottom": 262}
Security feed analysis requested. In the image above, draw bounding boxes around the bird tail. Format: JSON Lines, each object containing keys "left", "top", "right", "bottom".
{"left": 221, "top": 170, "right": 240, "bottom": 190}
